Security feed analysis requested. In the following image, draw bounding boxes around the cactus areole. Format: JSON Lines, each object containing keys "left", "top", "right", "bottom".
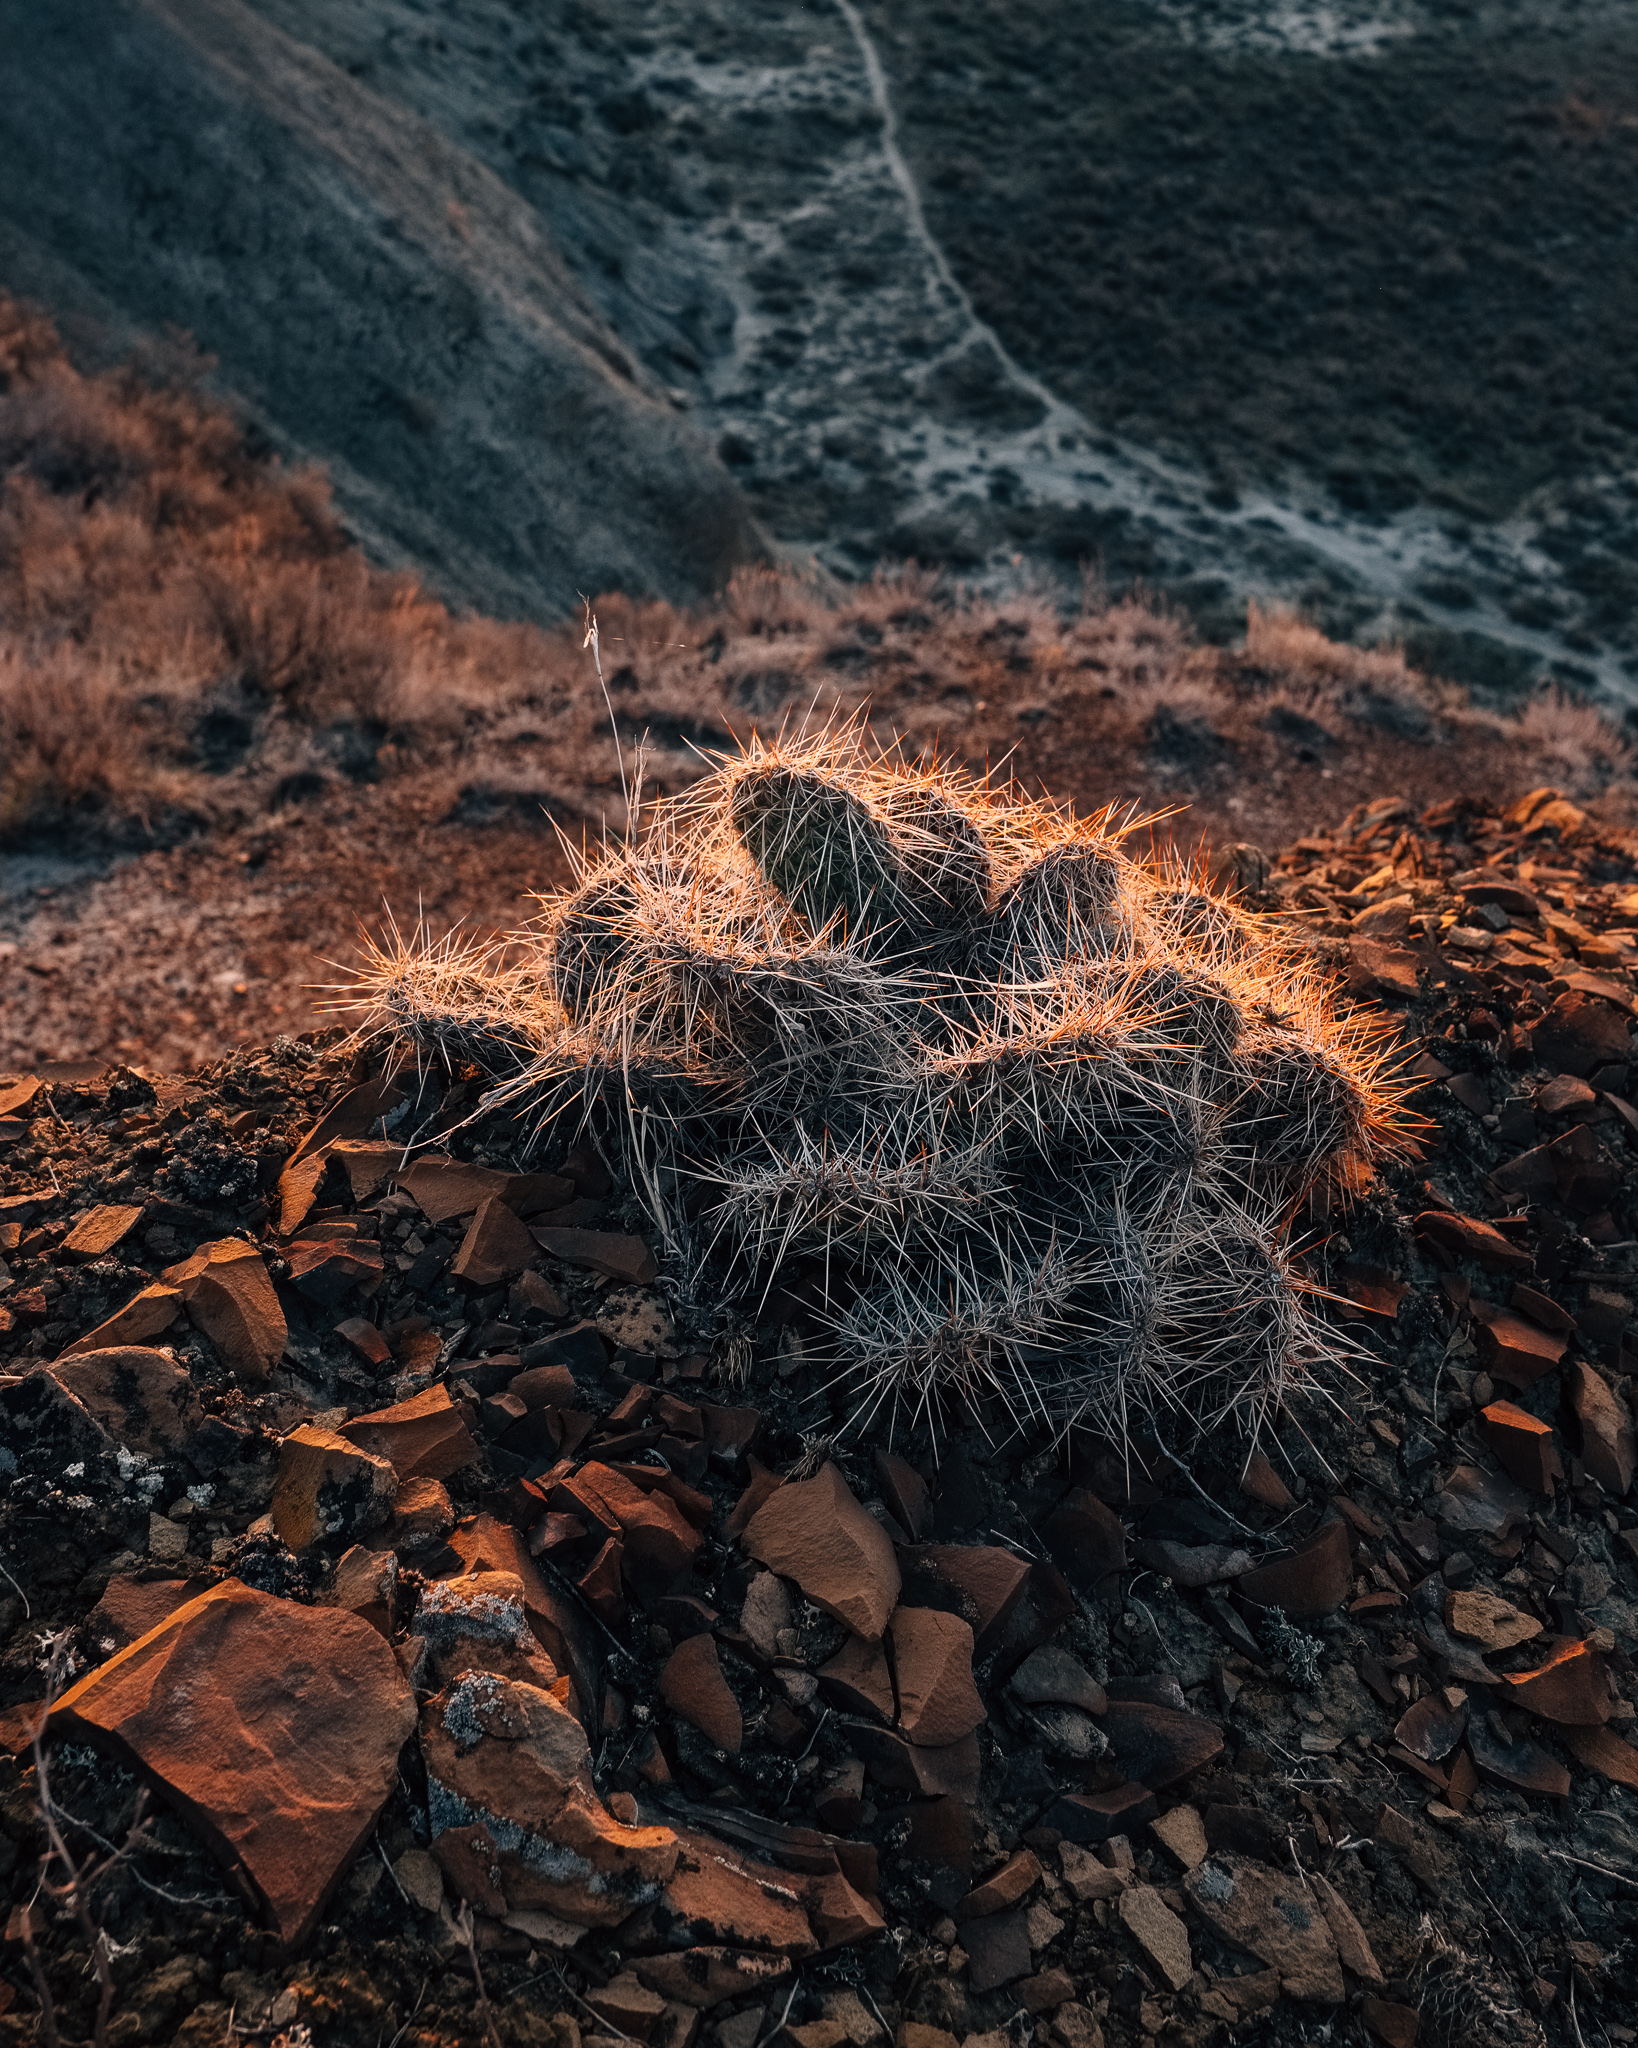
{"left": 358, "top": 723, "right": 1407, "bottom": 1450}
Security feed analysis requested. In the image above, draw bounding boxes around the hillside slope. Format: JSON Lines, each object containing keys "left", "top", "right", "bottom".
{"left": 0, "top": 0, "right": 763, "bottom": 616}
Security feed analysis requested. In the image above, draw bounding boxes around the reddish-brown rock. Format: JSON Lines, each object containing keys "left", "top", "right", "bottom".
{"left": 50, "top": 1347, "right": 204, "bottom": 1458}
{"left": 1235, "top": 1517, "right": 1352, "bottom": 1621}
{"left": 329, "top": 1545, "right": 399, "bottom": 1638}
{"left": 51, "top": 1580, "right": 415, "bottom": 1947}
{"left": 1040, "top": 1485, "right": 1128, "bottom": 1595}
{"left": 390, "top": 1475, "right": 455, "bottom": 1549}
{"left": 744, "top": 1463, "right": 900, "bottom": 1640}
{"left": 1185, "top": 1852, "right": 1343, "bottom": 2002}
{"left": 954, "top": 1847, "right": 1040, "bottom": 1921}
{"left": 817, "top": 1633, "right": 895, "bottom": 1721}
{"left": 1566, "top": 1362, "right": 1636, "bottom": 1495}
{"left": 61, "top": 1204, "right": 145, "bottom": 1261}
{"left": 656, "top": 1825, "right": 817, "bottom": 1956}
{"left": 334, "top": 1315, "right": 393, "bottom": 1367}
{"left": 319, "top": 1140, "right": 404, "bottom": 1203}
{"left": 1103, "top": 1701, "right": 1224, "bottom": 1789}
{"left": 661, "top": 1635, "right": 742, "bottom": 1752}
{"left": 1392, "top": 1695, "right": 1465, "bottom": 1763}
{"left": 897, "top": 1544, "right": 1032, "bottom": 1657}
{"left": 58, "top": 1283, "right": 183, "bottom": 1356}
{"left": 1044, "top": 1783, "right": 1158, "bottom": 1844}
{"left": 889, "top": 1608, "right": 985, "bottom": 1747}
{"left": 874, "top": 1451, "right": 931, "bottom": 1538}
{"left": 530, "top": 1226, "right": 657, "bottom": 1284}
{"left": 415, "top": 1572, "right": 563, "bottom": 1691}
{"left": 1481, "top": 1401, "right": 1564, "bottom": 1493}
{"left": 341, "top": 1384, "right": 480, "bottom": 1483}
{"left": 1414, "top": 1211, "right": 1532, "bottom": 1272}
{"left": 564, "top": 1461, "right": 702, "bottom": 1600}
{"left": 1474, "top": 1311, "right": 1566, "bottom": 1389}
{"left": 849, "top": 1724, "right": 982, "bottom": 1801}
{"left": 444, "top": 1516, "right": 602, "bottom": 1714}
{"left": 81, "top": 1576, "right": 206, "bottom": 1659}
{"left": 1361, "top": 1998, "right": 1420, "bottom": 2048}
{"left": 1502, "top": 1640, "right": 1611, "bottom": 1726}
{"left": 1562, "top": 1723, "right": 1638, "bottom": 1789}
{"left": 285, "top": 1235, "right": 385, "bottom": 1306}
{"left": 272, "top": 1425, "right": 396, "bottom": 1551}
{"left": 1444, "top": 1589, "right": 1541, "bottom": 1652}
{"left": 422, "top": 1673, "right": 678, "bottom": 1926}
{"left": 1238, "top": 1449, "right": 1297, "bottom": 1510}
{"left": 1533, "top": 990, "right": 1632, "bottom": 1077}
{"left": 401, "top": 1156, "right": 575, "bottom": 1226}
{"left": 579, "top": 1536, "right": 626, "bottom": 1626}
{"left": 633, "top": 1948, "right": 794, "bottom": 2008}
{"left": 450, "top": 1197, "right": 539, "bottom": 1287}
{"left": 163, "top": 1239, "right": 286, "bottom": 1381}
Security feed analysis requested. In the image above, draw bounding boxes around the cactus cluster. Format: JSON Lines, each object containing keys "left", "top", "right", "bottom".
{"left": 359, "top": 723, "right": 1404, "bottom": 1450}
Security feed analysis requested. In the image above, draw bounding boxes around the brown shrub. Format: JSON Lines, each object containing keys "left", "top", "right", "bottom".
{"left": 2, "top": 297, "right": 1629, "bottom": 858}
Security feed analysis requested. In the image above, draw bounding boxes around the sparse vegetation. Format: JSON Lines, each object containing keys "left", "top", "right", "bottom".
{"left": 354, "top": 714, "right": 1408, "bottom": 1450}
{"left": 4, "top": 297, "right": 1631, "bottom": 865}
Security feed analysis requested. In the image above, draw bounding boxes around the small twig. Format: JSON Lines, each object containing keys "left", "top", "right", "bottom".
{"left": 0, "top": 1556, "right": 31, "bottom": 1619}
{"left": 752, "top": 1975, "right": 802, "bottom": 2048}
{"left": 455, "top": 1902, "right": 503, "bottom": 2048}
{"left": 1546, "top": 1850, "right": 1638, "bottom": 1891}
{"left": 375, "top": 1833, "right": 411, "bottom": 1907}
{"left": 16, "top": 1902, "right": 60, "bottom": 2048}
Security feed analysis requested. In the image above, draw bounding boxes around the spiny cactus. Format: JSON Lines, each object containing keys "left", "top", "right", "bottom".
{"left": 353, "top": 719, "right": 1407, "bottom": 1454}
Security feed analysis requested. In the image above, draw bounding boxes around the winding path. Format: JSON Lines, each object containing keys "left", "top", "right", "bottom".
{"left": 831, "top": 0, "right": 1633, "bottom": 704}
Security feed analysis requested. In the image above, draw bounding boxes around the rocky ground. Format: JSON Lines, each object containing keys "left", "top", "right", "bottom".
{"left": 2, "top": 781, "right": 1638, "bottom": 2046}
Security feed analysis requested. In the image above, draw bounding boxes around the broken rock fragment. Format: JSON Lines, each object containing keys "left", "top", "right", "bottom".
{"left": 1444, "top": 1588, "right": 1542, "bottom": 1653}
{"left": 1185, "top": 1852, "right": 1343, "bottom": 2002}
{"left": 51, "top": 1580, "right": 415, "bottom": 1948}
{"left": 1481, "top": 1401, "right": 1564, "bottom": 1494}
{"left": 1235, "top": 1517, "right": 1352, "bottom": 1621}
{"left": 163, "top": 1238, "right": 286, "bottom": 1382}
{"left": 61, "top": 1203, "right": 145, "bottom": 1261}
{"left": 1102, "top": 1700, "right": 1223, "bottom": 1789}
{"left": 1008, "top": 1645, "right": 1107, "bottom": 1716}
{"left": 889, "top": 1607, "right": 985, "bottom": 1747}
{"left": 272, "top": 1424, "right": 396, "bottom": 1551}
{"left": 661, "top": 1634, "right": 743, "bottom": 1752}
{"left": 341, "top": 1384, "right": 479, "bottom": 1483}
{"left": 50, "top": 1347, "right": 204, "bottom": 1459}
{"left": 422, "top": 1673, "right": 678, "bottom": 1927}
{"left": 1502, "top": 1639, "right": 1611, "bottom": 1725}
{"left": 743, "top": 1463, "right": 900, "bottom": 1639}
{"left": 451, "top": 1196, "right": 539, "bottom": 1287}
{"left": 58, "top": 1282, "right": 183, "bottom": 1355}
{"left": 1566, "top": 1362, "right": 1636, "bottom": 1495}
{"left": 1119, "top": 1884, "right": 1192, "bottom": 1992}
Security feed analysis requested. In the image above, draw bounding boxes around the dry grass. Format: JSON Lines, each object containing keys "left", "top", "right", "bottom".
{"left": 2, "top": 296, "right": 1630, "bottom": 860}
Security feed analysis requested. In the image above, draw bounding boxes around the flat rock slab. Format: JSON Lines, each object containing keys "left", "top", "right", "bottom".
{"left": 341, "top": 1384, "right": 479, "bottom": 1483}
{"left": 51, "top": 1346, "right": 204, "bottom": 1458}
{"left": 889, "top": 1608, "right": 985, "bottom": 1747}
{"left": 1186, "top": 1852, "right": 1344, "bottom": 2002}
{"left": 530, "top": 1226, "right": 657, "bottom": 1285}
{"left": 58, "top": 1282, "right": 183, "bottom": 1356}
{"left": 61, "top": 1203, "right": 145, "bottom": 1260}
{"left": 51, "top": 1580, "right": 415, "bottom": 1948}
{"left": 744, "top": 1462, "right": 900, "bottom": 1640}
{"left": 162, "top": 1238, "right": 286, "bottom": 1382}
{"left": 1009, "top": 1645, "right": 1106, "bottom": 1716}
{"left": 1120, "top": 1883, "right": 1192, "bottom": 1991}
